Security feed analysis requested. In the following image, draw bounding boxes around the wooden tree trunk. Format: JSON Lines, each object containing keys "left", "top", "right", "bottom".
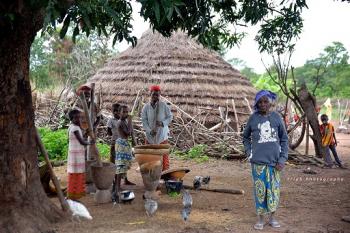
{"left": 297, "top": 84, "right": 325, "bottom": 158}
{"left": 0, "top": 7, "right": 63, "bottom": 233}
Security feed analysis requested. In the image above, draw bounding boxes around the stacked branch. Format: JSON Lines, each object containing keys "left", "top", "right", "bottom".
{"left": 35, "top": 94, "right": 246, "bottom": 160}
{"left": 130, "top": 113, "right": 245, "bottom": 159}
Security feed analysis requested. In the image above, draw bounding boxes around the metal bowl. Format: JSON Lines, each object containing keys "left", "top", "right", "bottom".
{"left": 120, "top": 190, "right": 135, "bottom": 201}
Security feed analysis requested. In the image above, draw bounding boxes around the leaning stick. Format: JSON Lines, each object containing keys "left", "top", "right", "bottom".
{"left": 35, "top": 128, "right": 70, "bottom": 212}
{"left": 161, "top": 96, "right": 207, "bottom": 130}
{"left": 183, "top": 184, "right": 244, "bottom": 195}
{"left": 131, "top": 89, "right": 142, "bottom": 115}
{"left": 244, "top": 97, "right": 253, "bottom": 114}
{"left": 231, "top": 99, "right": 240, "bottom": 132}
{"left": 79, "top": 92, "right": 102, "bottom": 167}
{"left": 87, "top": 83, "right": 95, "bottom": 161}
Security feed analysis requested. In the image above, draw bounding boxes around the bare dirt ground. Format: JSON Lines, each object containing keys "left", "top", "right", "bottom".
{"left": 52, "top": 133, "right": 350, "bottom": 233}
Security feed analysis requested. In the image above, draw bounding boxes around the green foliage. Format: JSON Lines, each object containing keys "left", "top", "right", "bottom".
{"left": 96, "top": 143, "right": 110, "bottom": 160}
{"left": 30, "top": 34, "right": 55, "bottom": 90}
{"left": 30, "top": 30, "right": 116, "bottom": 91}
{"left": 37, "top": 127, "right": 110, "bottom": 161}
{"left": 293, "top": 41, "right": 350, "bottom": 98}
{"left": 137, "top": 0, "right": 306, "bottom": 53}
{"left": 10, "top": 0, "right": 307, "bottom": 55}
{"left": 38, "top": 127, "right": 68, "bottom": 161}
{"left": 171, "top": 144, "right": 209, "bottom": 163}
{"left": 168, "top": 191, "right": 181, "bottom": 198}
{"left": 42, "top": 0, "right": 136, "bottom": 46}
{"left": 227, "top": 41, "right": 350, "bottom": 99}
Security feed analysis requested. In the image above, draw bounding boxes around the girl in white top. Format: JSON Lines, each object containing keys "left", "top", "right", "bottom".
{"left": 67, "top": 109, "right": 94, "bottom": 200}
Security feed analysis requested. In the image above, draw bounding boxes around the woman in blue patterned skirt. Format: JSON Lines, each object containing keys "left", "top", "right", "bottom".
{"left": 243, "top": 90, "right": 288, "bottom": 230}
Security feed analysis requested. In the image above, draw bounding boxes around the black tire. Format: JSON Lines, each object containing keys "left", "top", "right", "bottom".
{"left": 288, "top": 119, "right": 306, "bottom": 150}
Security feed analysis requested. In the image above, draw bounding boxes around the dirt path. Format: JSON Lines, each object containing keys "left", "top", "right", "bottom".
{"left": 52, "top": 133, "right": 350, "bottom": 233}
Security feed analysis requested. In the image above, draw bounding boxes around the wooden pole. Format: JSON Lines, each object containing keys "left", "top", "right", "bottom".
{"left": 79, "top": 92, "right": 102, "bottom": 166}
{"left": 183, "top": 184, "right": 244, "bottom": 195}
{"left": 131, "top": 89, "right": 142, "bottom": 115}
{"left": 305, "top": 118, "right": 310, "bottom": 156}
{"left": 87, "top": 83, "right": 95, "bottom": 160}
{"left": 244, "top": 97, "right": 253, "bottom": 114}
{"left": 35, "top": 128, "right": 70, "bottom": 212}
{"left": 231, "top": 99, "right": 240, "bottom": 132}
{"left": 89, "top": 83, "right": 95, "bottom": 122}
{"left": 160, "top": 96, "right": 207, "bottom": 130}
{"left": 218, "top": 107, "right": 224, "bottom": 132}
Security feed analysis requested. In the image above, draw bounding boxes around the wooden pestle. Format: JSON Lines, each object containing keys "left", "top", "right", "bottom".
{"left": 79, "top": 92, "right": 102, "bottom": 167}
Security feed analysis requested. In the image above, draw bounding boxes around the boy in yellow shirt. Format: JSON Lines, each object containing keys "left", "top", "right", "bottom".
{"left": 320, "top": 114, "right": 344, "bottom": 168}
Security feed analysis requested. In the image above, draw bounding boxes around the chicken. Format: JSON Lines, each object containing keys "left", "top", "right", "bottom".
{"left": 193, "top": 175, "right": 211, "bottom": 190}
{"left": 193, "top": 176, "right": 202, "bottom": 190}
{"left": 181, "top": 189, "right": 193, "bottom": 221}
{"left": 67, "top": 199, "right": 92, "bottom": 221}
{"left": 144, "top": 199, "right": 158, "bottom": 216}
{"left": 202, "top": 176, "right": 210, "bottom": 185}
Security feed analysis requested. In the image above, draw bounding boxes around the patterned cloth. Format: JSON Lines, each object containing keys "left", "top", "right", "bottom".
{"left": 320, "top": 123, "right": 336, "bottom": 146}
{"left": 145, "top": 139, "right": 169, "bottom": 171}
{"left": 252, "top": 164, "right": 280, "bottom": 215}
{"left": 67, "top": 173, "right": 86, "bottom": 200}
{"left": 115, "top": 138, "right": 133, "bottom": 175}
{"left": 67, "top": 124, "right": 85, "bottom": 173}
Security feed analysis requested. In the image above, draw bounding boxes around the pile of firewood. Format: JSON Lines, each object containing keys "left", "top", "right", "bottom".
{"left": 34, "top": 94, "right": 246, "bottom": 159}
{"left": 132, "top": 116, "right": 245, "bottom": 159}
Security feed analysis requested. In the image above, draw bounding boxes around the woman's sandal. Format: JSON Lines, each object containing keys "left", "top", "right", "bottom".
{"left": 269, "top": 219, "right": 281, "bottom": 228}
{"left": 253, "top": 222, "right": 264, "bottom": 230}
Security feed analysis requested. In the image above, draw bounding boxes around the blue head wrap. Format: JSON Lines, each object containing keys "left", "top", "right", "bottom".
{"left": 254, "top": 90, "right": 277, "bottom": 111}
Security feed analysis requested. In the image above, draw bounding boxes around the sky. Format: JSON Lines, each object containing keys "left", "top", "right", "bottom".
{"left": 116, "top": 0, "right": 350, "bottom": 73}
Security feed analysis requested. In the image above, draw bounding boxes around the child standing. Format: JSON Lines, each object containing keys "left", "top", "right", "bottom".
{"left": 107, "top": 103, "right": 120, "bottom": 164}
{"left": 108, "top": 103, "right": 135, "bottom": 187}
{"left": 243, "top": 90, "right": 288, "bottom": 230}
{"left": 320, "top": 114, "right": 344, "bottom": 168}
{"left": 67, "top": 109, "right": 94, "bottom": 200}
{"left": 114, "top": 105, "right": 136, "bottom": 200}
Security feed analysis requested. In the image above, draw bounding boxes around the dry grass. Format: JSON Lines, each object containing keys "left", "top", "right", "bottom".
{"left": 88, "top": 30, "right": 256, "bottom": 125}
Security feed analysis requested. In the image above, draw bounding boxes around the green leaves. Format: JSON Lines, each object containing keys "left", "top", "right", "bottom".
{"left": 38, "top": 0, "right": 309, "bottom": 57}
{"left": 294, "top": 42, "right": 350, "bottom": 98}
{"left": 42, "top": 0, "right": 136, "bottom": 46}
{"left": 38, "top": 127, "right": 68, "bottom": 161}
{"left": 256, "top": 1, "right": 306, "bottom": 54}
{"left": 171, "top": 144, "right": 209, "bottom": 163}
{"left": 38, "top": 127, "right": 111, "bottom": 161}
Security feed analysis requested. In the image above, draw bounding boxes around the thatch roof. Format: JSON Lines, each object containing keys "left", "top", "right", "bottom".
{"left": 88, "top": 30, "right": 256, "bottom": 126}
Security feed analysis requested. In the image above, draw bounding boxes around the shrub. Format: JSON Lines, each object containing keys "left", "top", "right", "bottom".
{"left": 171, "top": 144, "right": 209, "bottom": 163}
{"left": 38, "top": 127, "right": 110, "bottom": 161}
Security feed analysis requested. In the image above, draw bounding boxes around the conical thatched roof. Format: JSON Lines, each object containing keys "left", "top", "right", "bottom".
{"left": 89, "top": 30, "right": 256, "bottom": 126}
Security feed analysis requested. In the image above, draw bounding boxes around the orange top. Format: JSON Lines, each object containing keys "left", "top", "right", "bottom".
{"left": 320, "top": 123, "right": 335, "bottom": 146}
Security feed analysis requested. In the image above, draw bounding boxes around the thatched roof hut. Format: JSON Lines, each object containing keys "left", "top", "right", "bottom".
{"left": 89, "top": 30, "right": 256, "bottom": 127}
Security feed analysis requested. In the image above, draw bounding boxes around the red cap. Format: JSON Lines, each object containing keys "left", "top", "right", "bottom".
{"left": 150, "top": 85, "right": 161, "bottom": 91}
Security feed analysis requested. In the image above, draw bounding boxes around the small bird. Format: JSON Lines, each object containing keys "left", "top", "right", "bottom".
{"left": 67, "top": 199, "right": 92, "bottom": 221}
{"left": 193, "top": 176, "right": 202, "bottom": 190}
{"left": 202, "top": 176, "right": 211, "bottom": 185}
{"left": 144, "top": 199, "right": 158, "bottom": 216}
{"left": 193, "top": 175, "right": 211, "bottom": 190}
{"left": 181, "top": 189, "right": 193, "bottom": 221}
